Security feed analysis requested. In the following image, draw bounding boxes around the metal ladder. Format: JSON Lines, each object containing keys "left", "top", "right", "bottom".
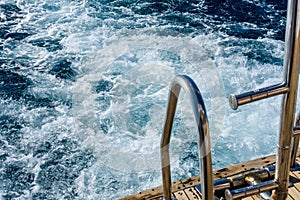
{"left": 227, "top": 0, "right": 300, "bottom": 199}
{"left": 160, "top": 0, "right": 300, "bottom": 199}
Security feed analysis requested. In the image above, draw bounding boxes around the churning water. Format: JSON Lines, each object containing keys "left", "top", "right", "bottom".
{"left": 0, "top": 0, "right": 292, "bottom": 199}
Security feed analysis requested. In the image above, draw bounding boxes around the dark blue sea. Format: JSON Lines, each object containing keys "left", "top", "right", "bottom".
{"left": 0, "top": 0, "right": 291, "bottom": 199}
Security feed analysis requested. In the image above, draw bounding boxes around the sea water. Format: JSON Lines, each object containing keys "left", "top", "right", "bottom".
{"left": 0, "top": 0, "right": 292, "bottom": 199}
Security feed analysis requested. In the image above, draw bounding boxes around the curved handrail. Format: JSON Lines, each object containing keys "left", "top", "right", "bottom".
{"left": 161, "top": 75, "right": 214, "bottom": 200}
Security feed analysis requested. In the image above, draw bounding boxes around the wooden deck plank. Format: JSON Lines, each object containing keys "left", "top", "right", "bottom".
{"left": 249, "top": 195, "right": 261, "bottom": 200}
{"left": 288, "top": 195, "right": 295, "bottom": 200}
{"left": 287, "top": 194, "right": 295, "bottom": 200}
{"left": 120, "top": 150, "right": 300, "bottom": 200}
{"left": 288, "top": 187, "right": 298, "bottom": 200}
{"left": 173, "top": 190, "right": 189, "bottom": 200}
{"left": 292, "top": 170, "right": 300, "bottom": 180}
{"left": 184, "top": 187, "right": 202, "bottom": 200}
{"left": 120, "top": 180, "right": 182, "bottom": 200}
{"left": 243, "top": 197, "right": 253, "bottom": 200}
{"left": 242, "top": 197, "right": 254, "bottom": 200}
{"left": 290, "top": 172, "right": 300, "bottom": 192}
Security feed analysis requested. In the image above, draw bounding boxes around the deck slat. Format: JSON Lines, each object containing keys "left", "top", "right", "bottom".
{"left": 184, "top": 187, "right": 202, "bottom": 200}
{"left": 288, "top": 187, "right": 298, "bottom": 200}
{"left": 290, "top": 172, "right": 300, "bottom": 192}
{"left": 250, "top": 195, "right": 261, "bottom": 200}
{"left": 287, "top": 171, "right": 300, "bottom": 200}
{"left": 242, "top": 197, "right": 255, "bottom": 200}
{"left": 173, "top": 190, "right": 189, "bottom": 200}
{"left": 287, "top": 193, "right": 295, "bottom": 200}
{"left": 120, "top": 150, "right": 300, "bottom": 200}
{"left": 287, "top": 195, "right": 295, "bottom": 200}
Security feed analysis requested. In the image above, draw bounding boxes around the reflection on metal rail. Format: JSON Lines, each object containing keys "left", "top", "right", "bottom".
{"left": 228, "top": 83, "right": 288, "bottom": 110}
{"left": 161, "top": 75, "right": 213, "bottom": 200}
{"left": 228, "top": 0, "right": 300, "bottom": 199}
{"left": 225, "top": 180, "right": 278, "bottom": 200}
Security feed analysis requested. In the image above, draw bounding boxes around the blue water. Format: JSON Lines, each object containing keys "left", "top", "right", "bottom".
{"left": 0, "top": 0, "right": 290, "bottom": 199}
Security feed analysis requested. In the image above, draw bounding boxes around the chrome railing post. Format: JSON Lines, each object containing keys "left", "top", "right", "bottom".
{"left": 274, "top": 0, "right": 300, "bottom": 199}
{"left": 228, "top": 0, "right": 300, "bottom": 199}
{"left": 161, "top": 75, "right": 214, "bottom": 200}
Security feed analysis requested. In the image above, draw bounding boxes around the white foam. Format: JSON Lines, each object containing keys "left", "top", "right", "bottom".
{"left": 1, "top": 0, "right": 290, "bottom": 199}
{"left": 72, "top": 34, "right": 226, "bottom": 179}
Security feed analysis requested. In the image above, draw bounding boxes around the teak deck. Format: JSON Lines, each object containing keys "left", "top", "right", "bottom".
{"left": 120, "top": 150, "right": 300, "bottom": 200}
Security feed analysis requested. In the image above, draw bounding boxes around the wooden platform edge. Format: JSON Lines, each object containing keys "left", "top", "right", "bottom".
{"left": 120, "top": 149, "right": 300, "bottom": 200}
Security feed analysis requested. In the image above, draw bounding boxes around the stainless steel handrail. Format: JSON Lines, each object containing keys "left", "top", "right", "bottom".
{"left": 228, "top": 0, "right": 300, "bottom": 199}
{"left": 161, "top": 75, "right": 214, "bottom": 200}
{"left": 274, "top": 0, "right": 300, "bottom": 199}
{"left": 228, "top": 83, "right": 288, "bottom": 110}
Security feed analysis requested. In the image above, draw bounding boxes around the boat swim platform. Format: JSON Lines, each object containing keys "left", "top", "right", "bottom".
{"left": 120, "top": 150, "right": 300, "bottom": 200}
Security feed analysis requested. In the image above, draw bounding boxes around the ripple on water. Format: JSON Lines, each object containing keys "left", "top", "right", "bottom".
{"left": 0, "top": 0, "right": 289, "bottom": 199}
{"left": 0, "top": 70, "right": 32, "bottom": 100}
